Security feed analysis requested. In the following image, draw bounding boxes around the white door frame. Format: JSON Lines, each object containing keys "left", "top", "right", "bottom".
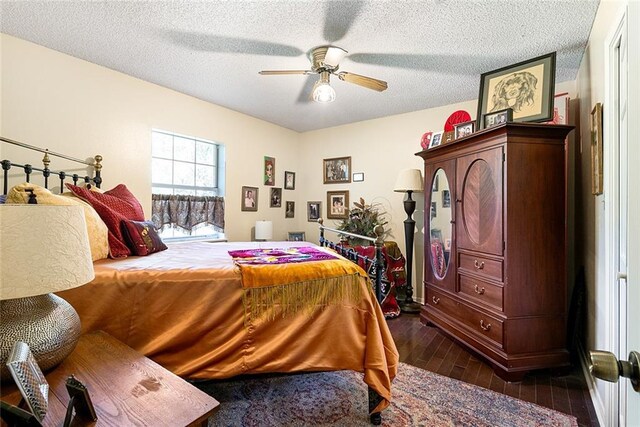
{"left": 603, "top": 5, "right": 628, "bottom": 426}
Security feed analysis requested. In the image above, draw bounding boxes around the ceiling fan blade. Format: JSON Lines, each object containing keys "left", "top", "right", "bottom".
{"left": 166, "top": 31, "right": 304, "bottom": 57}
{"left": 259, "top": 70, "right": 312, "bottom": 75}
{"left": 323, "top": 0, "right": 364, "bottom": 43}
{"left": 323, "top": 46, "right": 348, "bottom": 68}
{"left": 337, "top": 72, "right": 388, "bottom": 92}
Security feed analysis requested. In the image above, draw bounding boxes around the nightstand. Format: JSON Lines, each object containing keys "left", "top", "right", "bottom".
{"left": 0, "top": 331, "right": 219, "bottom": 426}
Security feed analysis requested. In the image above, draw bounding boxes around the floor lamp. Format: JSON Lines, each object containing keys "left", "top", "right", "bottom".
{"left": 394, "top": 169, "right": 423, "bottom": 313}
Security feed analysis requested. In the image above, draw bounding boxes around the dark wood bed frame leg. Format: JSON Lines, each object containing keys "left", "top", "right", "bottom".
{"left": 368, "top": 387, "right": 383, "bottom": 425}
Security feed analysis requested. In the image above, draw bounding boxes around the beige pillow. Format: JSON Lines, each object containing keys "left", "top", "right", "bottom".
{"left": 7, "top": 183, "right": 109, "bottom": 261}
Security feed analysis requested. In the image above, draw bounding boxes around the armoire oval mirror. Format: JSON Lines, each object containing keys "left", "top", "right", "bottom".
{"left": 430, "top": 168, "right": 452, "bottom": 279}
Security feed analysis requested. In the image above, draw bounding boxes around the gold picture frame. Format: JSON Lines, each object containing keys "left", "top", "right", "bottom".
{"left": 327, "top": 190, "right": 349, "bottom": 219}
{"left": 591, "top": 103, "right": 603, "bottom": 195}
{"left": 323, "top": 157, "right": 351, "bottom": 184}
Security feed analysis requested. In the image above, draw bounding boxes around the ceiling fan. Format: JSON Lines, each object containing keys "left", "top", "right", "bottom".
{"left": 259, "top": 45, "right": 388, "bottom": 103}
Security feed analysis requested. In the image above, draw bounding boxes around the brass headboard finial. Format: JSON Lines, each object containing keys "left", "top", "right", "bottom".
{"left": 42, "top": 150, "right": 51, "bottom": 169}
{"left": 318, "top": 218, "right": 324, "bottom": 226}
{"left": 94, "top": 155, "right": 103, "bottom": 171}
{"left": 374, "top": 225, "right": 385, "bottom": 246}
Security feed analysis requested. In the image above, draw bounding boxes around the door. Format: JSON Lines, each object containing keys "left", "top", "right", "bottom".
{"left": 623, "top": 1, "right": 639, "bottom": 424}
{"left": 456, "top": 146, "right": 503, "bottom": 256}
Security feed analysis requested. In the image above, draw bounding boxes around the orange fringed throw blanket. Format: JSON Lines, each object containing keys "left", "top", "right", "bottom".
{"left": 230, "top": 248, "right": 370, "bottom": 322}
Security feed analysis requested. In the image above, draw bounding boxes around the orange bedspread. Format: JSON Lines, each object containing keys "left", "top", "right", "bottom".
{"left": 56, "top": 241, "right": 399, "bottom": 412}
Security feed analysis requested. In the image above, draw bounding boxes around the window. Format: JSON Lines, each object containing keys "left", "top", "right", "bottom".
{"left": 151, "top": 130, "right": 225, "bottom": 240}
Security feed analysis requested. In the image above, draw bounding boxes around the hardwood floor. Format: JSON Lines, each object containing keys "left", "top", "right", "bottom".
{"left": 387, "top": 313, "right": 599, "bottom": 426}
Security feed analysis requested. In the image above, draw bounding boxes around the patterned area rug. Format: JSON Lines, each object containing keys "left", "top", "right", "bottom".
{"left": 196, "top": 363, "right": 577, "bottom": 426}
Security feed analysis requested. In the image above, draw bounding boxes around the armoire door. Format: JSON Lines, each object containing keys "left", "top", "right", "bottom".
{"left": 456, "top": 146, "right": 504, "bottom": 256}
{"left": 425, "top": 160, "right": 456, "bottom": 291}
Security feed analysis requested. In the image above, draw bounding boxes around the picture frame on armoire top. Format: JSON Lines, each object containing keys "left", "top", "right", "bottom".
{"left": 477, "top": 52, "right": 556, "bottom": 128}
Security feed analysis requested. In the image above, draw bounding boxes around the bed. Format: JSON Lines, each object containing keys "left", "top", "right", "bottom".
{"left": 0, "top": 137, "right": 399, "bottom": 424}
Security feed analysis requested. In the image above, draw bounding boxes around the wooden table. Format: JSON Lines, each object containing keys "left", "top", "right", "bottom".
{"left": 1, "top": 331, "right": 219, "bottom": 426}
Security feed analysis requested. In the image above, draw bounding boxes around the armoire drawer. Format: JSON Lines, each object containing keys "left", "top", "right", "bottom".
{"left": 458, "top": 252, "right": 503, "bottom": 282}
{"left": 426, "top": 287, "right": 504, "bottom": 349}
{"left": 458, "top": 275, "right": 503, "bottom": 311}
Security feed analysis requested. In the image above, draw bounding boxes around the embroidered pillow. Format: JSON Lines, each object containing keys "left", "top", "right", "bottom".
{"left": 66, "top": 183, "right": 144, "bottom": 258}
{"left": 6, "top": 183, "right": 109, "bottom": 261}
{"left": 121, "top": 220, "right": 167, "bottom": 256}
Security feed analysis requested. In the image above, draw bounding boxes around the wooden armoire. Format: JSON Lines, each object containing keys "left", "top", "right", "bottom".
{"left": 417, "top": 122, "right": 574, "bottom": 381}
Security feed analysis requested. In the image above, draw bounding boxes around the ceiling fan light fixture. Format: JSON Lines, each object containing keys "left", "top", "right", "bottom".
{"left": 312, "top": 71, "right": 336, "bottom": 103}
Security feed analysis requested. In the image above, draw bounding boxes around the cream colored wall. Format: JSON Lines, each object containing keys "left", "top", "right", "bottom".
{"left": 0, "top": 34, "right": 302, "bottom": 241}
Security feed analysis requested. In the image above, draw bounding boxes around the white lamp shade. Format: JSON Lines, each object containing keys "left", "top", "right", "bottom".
{"left": 255, "top": 220, "right": 273, "bottom": 240}
{"left": 394, "top": 169, "right": 424, "bottom": 192}
{"left": 0, "top": 205, "right": 95, "bottom": 300}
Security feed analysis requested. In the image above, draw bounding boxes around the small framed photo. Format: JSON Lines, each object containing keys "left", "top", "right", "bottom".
{"left": 352, "top": 172, "right": 365, "bottom": 182}
{"left": 285, "top": 201, "right": 295, "bottom": 218}
{"left": 264, "top": 156, "right": 275, "bottom": 186}
{"left": 241, "top": 186, "right": 258, "bottom": 211}
{"left": 428, "top": 131, "right": 444, "bottom": 149}
{"left": 323, "top": 156, "right": 351, "bottom": 184}
{"left": 288, "top": 231, "right": 306, "bottom": 242}
{"left": 443, "top": 131, "right": 455, "bottom": 144}
{"left": 477, "top": 52, "right": 556, "bottom": 127}
{"left": 307, "top": 201, "right": 322, "bottom": 222}
{"left": 6, "top": 341, "right": 49, "bottom": 422}
{"left": 430, "top": 201, "right": 437, "bottom": 220}
{"left": 442, "top": 189, "right": 451, "bottom": 208}
{"left": 454, "top": 120, "right": 475, "bottom": 139}
{"left": 591, "top": 102, "right": 603, "bottom": 195}
{"left": 327, "top": 191, "right": 349, "bottom": 219}
{"left": 483, "top": 108, "right": 513, "bottom": 129}
{"left": 284, "top": 171, "right": 296, "bottom": 190}
{"left": 270, "top": 187, "right": 282, "bottom": 207}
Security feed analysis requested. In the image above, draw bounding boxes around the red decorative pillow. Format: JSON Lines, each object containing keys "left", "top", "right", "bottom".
{"left": 121, "top": 220, "right": 167, "bottom": 256}
{"left": 66, "top": 183, "right": 145, "bottom": 258}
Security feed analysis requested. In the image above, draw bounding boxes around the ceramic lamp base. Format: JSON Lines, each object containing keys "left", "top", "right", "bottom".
{"left": 0, "top": 294, "right": 81, "bottom": 380}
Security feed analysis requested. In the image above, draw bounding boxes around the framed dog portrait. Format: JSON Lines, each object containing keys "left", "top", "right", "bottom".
{"left": 323, "top": 157, "right": 351, "bottom": 184}
{"left": 477, "top": 52, "right": 556, "bottom": 127}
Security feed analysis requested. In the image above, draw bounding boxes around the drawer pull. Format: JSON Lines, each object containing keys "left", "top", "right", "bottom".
{"left": 432, "top": 296, "right": 440, "bottom": 305}
{"left": 474, "top": 260, "right": 485, "bottom": 270}
{"left": 474, "top": 284, "right": 485, "bottom": 295}
{"left": 480, "top": 319, "right": 491, "bottom": 331}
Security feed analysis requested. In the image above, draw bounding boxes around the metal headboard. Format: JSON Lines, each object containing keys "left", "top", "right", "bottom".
{"left": 317, "top": 218, "right": 385, "bottom": 304}
{"left": 1, "top": 136, "right": 103, "bottom": 195}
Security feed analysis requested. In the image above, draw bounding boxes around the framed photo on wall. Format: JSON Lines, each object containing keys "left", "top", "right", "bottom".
{"left": 307, "top": 201, "right": 321, "bottom": 222}
{"left": 270, "top": 187, "right": 282, "bottom": 207}
{"left": 591, "top": 103, "right": 603, "bottom": 195}
{"left": 477, "top": 52, "right": 556, "bottom": 127}
{"left": 241, "top": 186, "right": 258, "bottom": 211}
{"left": 264, "top": 156, "right": 275, "bottom": 186}
{"left": 323, "top": 157, "right": 351, "bottom": 184}
{"left": 284, "top": 171, "right": 295, "bottom": 190}
{"left": 327, "top": 191, "right": 349, "bottom": 219}
{"left": 285, "top": 201, "right": 295, "bottom": 218}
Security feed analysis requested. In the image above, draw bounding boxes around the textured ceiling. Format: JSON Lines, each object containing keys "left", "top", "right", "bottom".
{"left": 0, "top": 1, "right": 599, "bottom": 132}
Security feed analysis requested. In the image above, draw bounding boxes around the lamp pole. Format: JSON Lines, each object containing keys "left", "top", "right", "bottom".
{"left": 401, "top": 190, "right": 421, "bottom": 313}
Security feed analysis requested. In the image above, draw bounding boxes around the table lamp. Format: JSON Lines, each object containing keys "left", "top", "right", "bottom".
{"left": 394, "top": 169, "right": 424, "bottom": 313}
{"left": 255, "top": 220, "right": 273, "bottom": 241}
{"left": 0, "top": 205, "right": 94, "bottom": 380}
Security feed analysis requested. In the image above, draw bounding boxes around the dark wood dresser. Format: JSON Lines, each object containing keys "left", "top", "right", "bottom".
{"left": 417, "top": 122, "right": 574, "bottom": 381}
